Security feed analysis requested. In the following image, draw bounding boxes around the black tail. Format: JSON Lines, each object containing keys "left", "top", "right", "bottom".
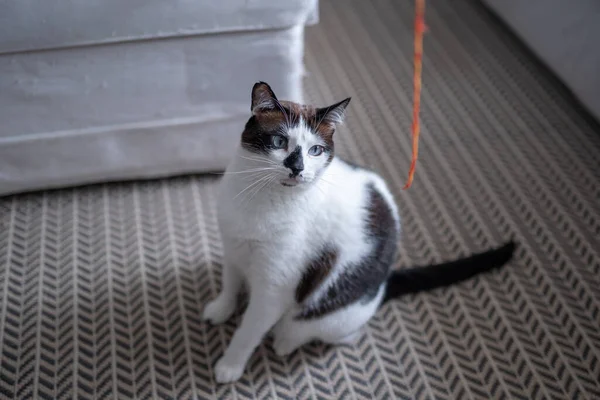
{"left": 382, "top": 241, "right": 516, "bottom": 303}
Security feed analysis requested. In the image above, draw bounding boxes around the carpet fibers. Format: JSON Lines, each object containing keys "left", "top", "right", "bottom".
{"left": 1, "top": 0, "right": 600, "bottom": 398}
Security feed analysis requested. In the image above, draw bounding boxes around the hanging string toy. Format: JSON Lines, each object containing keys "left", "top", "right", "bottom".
{"left": 403, "top": 0, "right": 426, "bottom": 190}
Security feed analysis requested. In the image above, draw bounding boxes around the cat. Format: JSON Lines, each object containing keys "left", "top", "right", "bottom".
{"left": 202, "top": 82, "right": 515, "bottom": 383}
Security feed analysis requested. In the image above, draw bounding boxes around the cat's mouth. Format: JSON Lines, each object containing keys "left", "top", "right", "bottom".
{"left": 280, "top": 177, "right": 302, "bottom": 187}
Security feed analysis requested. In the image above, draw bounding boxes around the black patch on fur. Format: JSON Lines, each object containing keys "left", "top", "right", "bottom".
{"left": 296, "top": 183, "right": 398, "bottom": 319}
{"left": 284, "top": 146, "right": 304, "bottom": 176}
{"left": 295, "top": 247, "right": 338, "bottom": 304}
{"left": 241, "top": 116, "right": 291, "bottom": 154}
{"left": 241, "top": 116, "right": 270, "bottom": 154}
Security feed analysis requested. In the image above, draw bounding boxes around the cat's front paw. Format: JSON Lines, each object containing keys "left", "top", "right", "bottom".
{"left": 203, "top": 297, "right": 235, "bottom": 325}
{"left": 214, "top": 357, "right": 245, "bottom": 383}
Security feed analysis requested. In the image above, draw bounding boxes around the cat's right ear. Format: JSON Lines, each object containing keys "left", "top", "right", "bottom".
{"left": 251, "top": 82, "right": 278, "bottom": 114}
{"left": 315, "top": 97, "right": 351, "bottom": 126}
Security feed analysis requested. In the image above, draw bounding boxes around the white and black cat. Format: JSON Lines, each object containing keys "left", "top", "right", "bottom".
{"left": 203, "top": 82, "right": 515, "bottom": 383}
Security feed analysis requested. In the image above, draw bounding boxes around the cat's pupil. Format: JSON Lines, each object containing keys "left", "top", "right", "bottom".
{"left": 309, "top": 145, "right": 324, "bottom": 156}
{"left": 272, "top": 135, "right": 286, "bottom": 149}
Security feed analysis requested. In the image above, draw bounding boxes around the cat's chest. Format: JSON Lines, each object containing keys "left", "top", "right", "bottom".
{"left": 222, "top": 209, "right": 299, "bottom": 241}
{"left": 218, "top": 191, "right": 308, "bottom": 242}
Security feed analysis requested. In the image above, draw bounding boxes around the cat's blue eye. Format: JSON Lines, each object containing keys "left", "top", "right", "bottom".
{"left": 308, "top": 145, "right": 324, "bottom": 156}
{"left": 271, "top": 135, "right": 287, "bottom": 149}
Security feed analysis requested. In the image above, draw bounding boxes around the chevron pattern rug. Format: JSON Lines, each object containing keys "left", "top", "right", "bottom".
{"left": 1, "top": 0, "right": 600, "bottom": 399}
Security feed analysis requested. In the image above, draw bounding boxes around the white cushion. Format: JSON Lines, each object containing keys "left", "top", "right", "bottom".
{"left": 0, "top": 0, "right": 317, "bottom": 53}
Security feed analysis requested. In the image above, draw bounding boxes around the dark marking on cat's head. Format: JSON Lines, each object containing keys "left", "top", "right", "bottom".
{"left": 295, "top": 246, "right": 338, "bottom": 304}
{"left": 313, "top": 97, "right": 351, "bottom": 149}
{"left": 284, "top": 146, "right": 304, "bottom": 177}
{"left": 251, "top": 81, "right": 279, "bottom": 113}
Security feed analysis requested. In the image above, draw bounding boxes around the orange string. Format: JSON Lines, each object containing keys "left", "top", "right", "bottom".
{"left": 403, "top": 0, "right": 426, "bottom": 190}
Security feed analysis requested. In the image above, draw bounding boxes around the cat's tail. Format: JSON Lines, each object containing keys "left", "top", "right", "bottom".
{"left": 382, "top": 241, "right": 516, "bottom": 303}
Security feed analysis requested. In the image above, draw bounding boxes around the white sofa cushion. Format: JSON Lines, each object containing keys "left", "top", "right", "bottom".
{"left": 0, "top": 0, "right": 317, "bottom": 53}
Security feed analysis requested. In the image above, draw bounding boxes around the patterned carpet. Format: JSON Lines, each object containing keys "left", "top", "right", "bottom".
{"left": 1, "top": 0, "right": 600, "bottom": 399}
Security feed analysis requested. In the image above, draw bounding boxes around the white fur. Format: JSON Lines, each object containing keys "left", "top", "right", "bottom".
{"left": 203, "top": 122, "right": 400, "bottom": 383}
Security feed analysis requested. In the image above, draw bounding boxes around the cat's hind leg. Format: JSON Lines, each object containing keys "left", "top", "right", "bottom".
{"left": 272, "top": 286, "right": 383, "bottom": 356}
{"left": 330, "top": 330, "right": 361, "bottom": 345}
{"left": 272, "top": 324, "right": 312, "bottom": 357}
{"left": 272, "top": 324, "right": 361, "bottom": 356}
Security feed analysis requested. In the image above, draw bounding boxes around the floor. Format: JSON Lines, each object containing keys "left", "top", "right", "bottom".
{"left": 1, "top": 0, "right": 600, "bottom": 399}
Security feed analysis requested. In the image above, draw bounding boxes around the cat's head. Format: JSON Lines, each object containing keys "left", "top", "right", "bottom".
{"left": 240, "top": 82, "right": 350, "bottom": 188}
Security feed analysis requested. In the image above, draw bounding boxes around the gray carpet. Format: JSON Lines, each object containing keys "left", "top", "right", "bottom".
{"left": 1, "top": 0, "right": 600, "bottom": 399}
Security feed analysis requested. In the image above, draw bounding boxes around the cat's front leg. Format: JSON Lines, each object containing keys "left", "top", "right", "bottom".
{"left": 203, "top": 250, "right": 242, "bottom": 324}
{"left": 214, "top": 287, "right": 290, "bottom": 383}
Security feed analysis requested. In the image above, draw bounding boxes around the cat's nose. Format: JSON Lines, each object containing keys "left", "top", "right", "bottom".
{"left": 283, "top": 147, "right": 304, "bottom": 177}
{"left": 288, "top": 164, "right": 304, "bottom": 177}
{"left": 288, "top": 168, "right": 303, "bottom": 178}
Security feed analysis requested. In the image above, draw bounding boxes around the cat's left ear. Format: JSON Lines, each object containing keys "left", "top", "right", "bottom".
{"left": 251, "top": 81, "right": 278, "bottom": 114}
{"left": 316, "top": 97, "right": 352, "bottom": 126}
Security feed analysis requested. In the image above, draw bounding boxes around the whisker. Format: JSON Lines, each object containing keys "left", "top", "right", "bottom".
{"left": 233, "top": 172, "right": 275, "bottom": 201}
{"left": 212, "top": 167, "right": 276, "bottom": 176}
{"left": 237, "top": 170, "right": 276, "bottom": 184}
{"left": 234, "top": 177, "right": 266, "bottom": 201}
{"left": 318, "top": 177, "right": 342, "bottom": 189}
{"left": 239, "top": 172, "right": 277, "bottom": 207}
{"left": 246, "top": 173, "right": 278, "bottom": 205}
{"left": 239, "top": 155, "right": 279, "bottom": 166}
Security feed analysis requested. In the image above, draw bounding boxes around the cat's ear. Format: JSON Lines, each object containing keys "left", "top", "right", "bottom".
{"left": 316, "top": 97, "right": 352, "bottom": 125}
{"left": 251, "top": 81, "right": 278, "bottom": 114}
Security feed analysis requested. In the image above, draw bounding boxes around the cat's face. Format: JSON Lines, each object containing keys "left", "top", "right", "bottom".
{"left": 241, "top": 82, "right": 351, "bottom": 188}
